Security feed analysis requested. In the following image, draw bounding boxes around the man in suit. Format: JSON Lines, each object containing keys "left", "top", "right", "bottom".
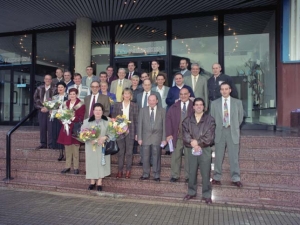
{"left": 166, "top": 72, "right": 194, "bottom": 109}
{"left": 33, "top": 74, "right": 56, "bottom": 149}
{"left": 52, "top": 68, "right": 64, "bottom": 85}
{"left": 184, "top": 63, "right": 208, "bottom": 107}
{"left": 136, "top": 79, "right": 162, "bottom": 109}
{"left": 68, "top": 73, "right": 90, "bottom": 102}
{"left": 84, "top": 81, "right": 110, "bottom": 119}
{"left": 99, "top": 71, "right": 108, "bottom": 83}
{"left": 149, "top": 60, "right": 168, "bottom": 86}
{"left": 152, "top": 74, "right": 169, "bottom": 109}
{"left": 107, "top": 66, "right": 118, "bottom": 87}
{"left": 126, "top": 61, "right": 140, "bottom": 80}
{"left": 210, "top": 82, "right": 244, "bottom": 188}
{"left": 166, "top": 88, "right": 194, "bottom": 183}
{"left": 110, "top": 68, "right": 131, "bottom": 102}
{"left": 138, "top": 94, "right": 166, "bottom": 182}
{"left": 172, "top": 59, "right": 191, "bottom": 86}
{"left": 208, "top": 63, "right": 238, "bottom": 102}
{"left": 82, "top": 66, "right": 98, "bottom": 87}
{"left": 64, "top": 70, "right": 74, "bottom": 92}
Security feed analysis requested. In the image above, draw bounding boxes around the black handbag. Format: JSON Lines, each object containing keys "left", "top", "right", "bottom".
{"left": 72, "top": 121, "right": 83, "bottom": 137}
{"left": 104, "top": 140, "right": 119, "bottom": 155}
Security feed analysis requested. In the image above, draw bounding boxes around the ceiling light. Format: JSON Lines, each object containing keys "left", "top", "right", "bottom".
{"left": 213, "top": 17, "right": 217, "bottom": 21}
{"left": 120, "top": 24, "right": 123, "bottom": 28}
{"left": 228, "top": 27, "right": 231, "bottom": 31}
{"left": 136, "top": 26, "right": 140, "bottom": 30}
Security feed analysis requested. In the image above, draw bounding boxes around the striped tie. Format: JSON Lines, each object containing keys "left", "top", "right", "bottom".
{"left": 223, "top": 99, "right": 229, "bottom": 128}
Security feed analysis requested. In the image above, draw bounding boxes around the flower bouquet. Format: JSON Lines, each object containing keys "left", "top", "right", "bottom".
{"left": 107, "top": 115, "right": 131, "bottom": 140}
{"left": 75, "top": 126, "right": 101, "bottom": 151}
{"left": 43, "top": 99, "right": 62, "bottom": 121}
{"left": 55, "top": 108, "right": 75, "bottom": 135}
{"left": 109, "top": 97, "right": 115, "bottom": 105}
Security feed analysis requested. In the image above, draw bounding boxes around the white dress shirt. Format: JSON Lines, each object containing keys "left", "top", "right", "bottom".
{"left": 122, "top": 101, "right": 130, "bottom": 119}
{"left": 191, "top": 74, "right": 199, "bottom": 91}
{"left": 89, "top": 93, "right": 99, "bottom": 115}
{"left": 156, "top": 86, "right": 165, "bottom": 97}
{"left": 181, "top": 100, "right": 189, "bottom": 111}
{"left": 222, "top": 96, "right": 231, "bottom": 125}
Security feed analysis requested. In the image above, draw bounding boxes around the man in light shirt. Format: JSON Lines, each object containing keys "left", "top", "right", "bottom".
{"left": 82, "top": 66, "right": 98, "bottom": 87}
{"left": 68, "top": 73, "right": 90, "bottom": 102}
{"left": 152, "top": 74, "right": 169, "bottom": 109}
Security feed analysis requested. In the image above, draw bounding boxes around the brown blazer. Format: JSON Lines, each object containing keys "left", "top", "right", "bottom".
{"left": 111, "top": 102, "right": 139, "bottom": 140}
{"left": 84, "top": 94, "right": 111, "bottom": 119}
{"left": 33, "top": 84, "right": 56, "bottom": 109}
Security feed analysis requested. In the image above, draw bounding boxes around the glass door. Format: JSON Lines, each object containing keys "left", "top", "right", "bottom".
{"left": 0, "top": 69, "right": 12, "bottom": 122}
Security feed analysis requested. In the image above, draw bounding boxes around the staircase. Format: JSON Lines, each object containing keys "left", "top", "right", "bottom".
{"left": 1, "top": 127, "right": 300, "bottom": 211}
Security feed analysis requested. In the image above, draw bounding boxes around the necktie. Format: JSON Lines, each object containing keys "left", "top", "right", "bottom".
{"left": 45, "top": 88, "right": 50, "bottom": 101}
{"left": 150, "top": 108, "right": 154, "bottom": 129}
{"left": 223, "top": 99, "right": 229, "bottom": 127}
{"left": 89, "top": 95, "right": 96, "bottom": 117}
{"left": 152, "top": 72, "right": 156, "bottom": 81}
{"left": 128, "top": 72, "right": 132, "bottom": 80}
{"left": 182, "top": 102, "right": 186, "bottom": 115}
{"left": 119, "top": 80, "right": 122, "bottom": 87}
{"left": 193, "top": 76, "right": 197, "bottom": 91}
{"left": 143, "top": 92, "right": 148, "bottom": 108}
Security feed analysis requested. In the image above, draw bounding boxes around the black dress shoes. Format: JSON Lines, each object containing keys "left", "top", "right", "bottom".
{"left": 35, "top": 145, "right": 46, "bottom": 150}
{"left": 201, "top": 197, "right": 213, "bottom": 204}
{"left": 61, "top": 168, "right": 70, "bottom": 174}
{"left": 232, "top": 181, "right": 243, "bottom": 188}
{"left": 170, "top": 177, "right": 178, "bottom": 182}
{"left": 211, "top": 179, "right": 222, "bottom": 185}
{"left": 138, "top": 162, "right": 143, "bottom": 166}
{"left": 88, "top": 183, "right": 96, "bottom": 190}
{"left": 139, "top": 176, "right": 149, "bottom": 180}
{"left": 165, "top": 151, "right": 171, "bottom": 155}
{"left": 74, "top": 169, "right": 79, "bottom": 174}
{"left": 153, "top": 178, "right": 160, "bottom": 182}
{"left": 97, "top": 185, "right": 102, "bottom": 191}
{"left": 185, "top": 178, "right": 189, "bottom": 183}
{"left": 183, "top": 194, "right": 196, "bottom": 200}
{"left": 57, "top": 149, "right": 64, "bottom": 161}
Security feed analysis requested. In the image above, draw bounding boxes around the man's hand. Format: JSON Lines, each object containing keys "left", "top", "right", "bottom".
{"left": 138, "top": 140, "right": 142, "bottom": 145}
{"left": 166, "top": 135, "right": 173, "bottom": 142}
{"left": 190, "top": 139, "right": 198, "bottom": 148}
{"left": 161, "top": 140, "right": 167, "bottom": 147}
{"left": 41, "top": 107, "right": 48, "bottom": 113}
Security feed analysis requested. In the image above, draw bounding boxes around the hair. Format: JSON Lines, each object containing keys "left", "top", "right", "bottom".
{"left": 56, "top": 81, "right": 66, "bottom": 88}
{"left": 131, "top": 75, "right": 140, "bottom": 81}
{"left": 100, "top": 81, "right": 108, "bottom": 87}
{"left": 56, "top": 68, "right": 64, "bottom": 73}
{"left": 174, "top": 72, "right": 183, "bottom": 78}
{"left": 180, "top": 59, "right": 188, "bottom": 64}
{"left": 68, "top": 88, "right": 78, "bottom": 95}
{"left": 118, "top": 68, "right": 126, "bottom": 73}
{"left": 148, "top": 94, "right": 158, "bottom": 101}
{"left": 141, "top": 72, "right": 149, "bottom": 78}
{"left": 122, "top": 88, "right": 133, "bottom": 101}
{"left": 193, "top": 97, "right": 205, "bottom": 107}
{"left": 156, "top": 73, "right": 166, "bottom": 80}
{"left": 212, "top": 63, "right": 221, "bottom": 68}
{"left": 74, "top": 73, "right": 82, "bottom": 79}
{"left": 151, "top": 60, "right": 159, "bottom": 65}
{"left": 180, "top": 87, "right": 190, "bottom": 94}
{"left": 44, "top": 74, "right": 52, "bottom": 79}
{"left": 143, "top": 79, "right": 151, "bottom": 85}
{"left": 220, "top": 81, "right": 231, "bottom": 89}
{"left": 99, "top": 71, "right": 107, "bottom": 76}
{"left": 93, "top": 103, "right": 104, "bottom": 111}
{"left": 90, "top": 81, "right": 100, "bottom": 87}
{"left": 191, "top": 63, "right": 200, "bottom": 68}
{"left": 106, "top": 65, "right": 113, "bottom": 70}
{"left": 128, "top": 61, "right": 135, "bottom": 66}
{"left": 86, "top": 66, "right": 93, "bottom": 70}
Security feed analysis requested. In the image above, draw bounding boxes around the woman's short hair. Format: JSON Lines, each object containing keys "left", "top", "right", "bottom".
{"left": 131, "top": 75, "right": 140, "bottom": 81}
{"left": 122, "top": 87, "right": 133, "bottom": 96}
{"left": 68, "top": 88, "right": 78, "bottom": 95}
{"left": 56, "top": 81, "right": 66, "bottom": 88}
{"left": 93, "top": 103, "right": 104, "bottom": 111}
{"left": 100, "top": 81, "right": 108, "bottom": 86}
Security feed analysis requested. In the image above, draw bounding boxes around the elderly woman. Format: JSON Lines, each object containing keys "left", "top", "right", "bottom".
{"left": 81, "top": 103, "right": 112, "bottom": 191}
{"left": 112, "top": 88, "right": 138, "bottom": 179}
{"left": 57, "top": 88, "right": 85, "bottom": 174}
{"left": 130, "top": 75, "right": 143, "bottom": 103}
{"left": 99, "top": 81, "right": 116, "bottom": 115}
{"left": 52, "top": 82, "right": 68, "bottom": 161}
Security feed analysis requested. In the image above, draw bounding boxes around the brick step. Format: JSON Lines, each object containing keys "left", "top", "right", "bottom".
{"left": 1, "top": 176, "right": 300, "bottom": 211}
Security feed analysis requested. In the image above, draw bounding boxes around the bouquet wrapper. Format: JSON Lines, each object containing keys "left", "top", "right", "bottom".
{"left": 62, "top": 119, "right": 71, "bottom": 136}
{"left": 168, "top": 139, "right": 174, "bottom": 152}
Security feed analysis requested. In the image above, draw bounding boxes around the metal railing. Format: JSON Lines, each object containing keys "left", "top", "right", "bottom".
{"left": 4, "top": 109, "right": 38, "bottom": 181}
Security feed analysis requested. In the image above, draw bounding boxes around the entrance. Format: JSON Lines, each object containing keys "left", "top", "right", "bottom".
{"left": 0, "top": 65, "right": 31, "bottom": 124}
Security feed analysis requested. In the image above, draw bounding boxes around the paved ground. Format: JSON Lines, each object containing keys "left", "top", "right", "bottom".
{"left": 0, "top": 188, "right": 299, "bottom": 225}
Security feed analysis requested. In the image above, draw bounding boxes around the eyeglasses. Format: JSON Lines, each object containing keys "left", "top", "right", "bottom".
{"left": 91, "top": 86, "right": 99, "bottom": 88}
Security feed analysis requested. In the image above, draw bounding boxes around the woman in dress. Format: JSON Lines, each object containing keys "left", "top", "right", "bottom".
{"left": 57, "top": 88, "right": 85, "bottom": 174}
{"left": 99, "top": 81, "right": 116, "bottom": 115}
{"left": 52, "top": 81, "right": 68, "bottom": 161}
{"left": 81, "top": 103, "right": 112, "bottom": 191}
{"left": 112, "top": 88, "right": 138, "bottom": 179}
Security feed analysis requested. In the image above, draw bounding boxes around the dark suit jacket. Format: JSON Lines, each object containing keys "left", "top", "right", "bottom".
{"left": 149, "top": 71, "right": 168, "bottom": 86}
{"left": 107, "top": 75, "right": 118, "bottom": 87}
{"left": 33, "top": 84, "right": 57, "bottom": 109}
{"left": 166, "top": 100, "right": 194, "bottom": 148}
{"left": 136, "top": 90, "right": 162, "bottom": 108}
{"left": 65, "top": 80, "right": 75, "bottom": 92}
{"left": 166, "top": 85, "right": 195, "bottom": 108}
{"left": 126, "top": 71, "right": 140, "bottom": 80}
{"left": 111, "top": 102, "right": 139, "bottom": 140}
{"left": 52, "top": 78, "right": 64, "bottom": 86}
{"left": 84, "top": 94, "right": 111, "bottom": 119}
{"left": 137, "top": 106, "right": 166, "bottom": 146}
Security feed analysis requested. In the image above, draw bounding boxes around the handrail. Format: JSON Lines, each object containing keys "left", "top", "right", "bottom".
{"left": 4, "top": 108, "right": 38, "bottom": 181}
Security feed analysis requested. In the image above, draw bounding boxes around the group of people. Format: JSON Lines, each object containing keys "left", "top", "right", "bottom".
{"left": 33, "top": 59, "right": 243, "bottom": 204}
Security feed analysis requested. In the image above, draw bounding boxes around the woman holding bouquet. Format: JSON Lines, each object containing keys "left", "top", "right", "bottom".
{"left": 52, "top": 82, "right": 68, "bottom": 161}
{"left": 81, "top": 103, "right": 112, "bottom": 191}
{"left": 57, "top": 88, "right": 85, "bottom": 175}
{"left": 112, "top": 88, "right": 138, "bottom": 179}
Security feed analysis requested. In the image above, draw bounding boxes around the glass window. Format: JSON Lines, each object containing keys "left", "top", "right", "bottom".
{"left": 172, "top": 16, "right": 218, "bottom": 77}
{"left": 224, "top": 11, "right": 276, "bottom": 125}
{"left": 37, "top": 31, "right": 69, "bottom": 77}
{"left": 282, "top": 0, "right": 300, "bottom": 62}
{"left": 92, "top": 26, "right": 110, "bottom": 75}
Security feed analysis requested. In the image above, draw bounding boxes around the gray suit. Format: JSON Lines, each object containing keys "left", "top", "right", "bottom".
{"left": 138, "top": 106, "right": 166, "bottom": 178}
{"left": 151, "top": 85, "right": 170, "bottom": 109}
{"left": 136, "top": 91, "right": 162, "bottom": 108}
{"left": 110, "top": 79, "right": 131, "bottom": 95}
{"left": 184, "top": 75, "right": 208, "bottom": 105}
{"left": 82, "top": 75, "right": 98, "bottom": 87}
{"left": 210, "top": 97, "right": 243, "bottom": 182}
{"left": 84, "top": 94, "right": 111, "bottom": 119}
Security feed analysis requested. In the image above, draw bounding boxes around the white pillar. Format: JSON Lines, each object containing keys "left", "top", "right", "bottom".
{"left": 75, "top": 17, "right": 92, "bottom": 77}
